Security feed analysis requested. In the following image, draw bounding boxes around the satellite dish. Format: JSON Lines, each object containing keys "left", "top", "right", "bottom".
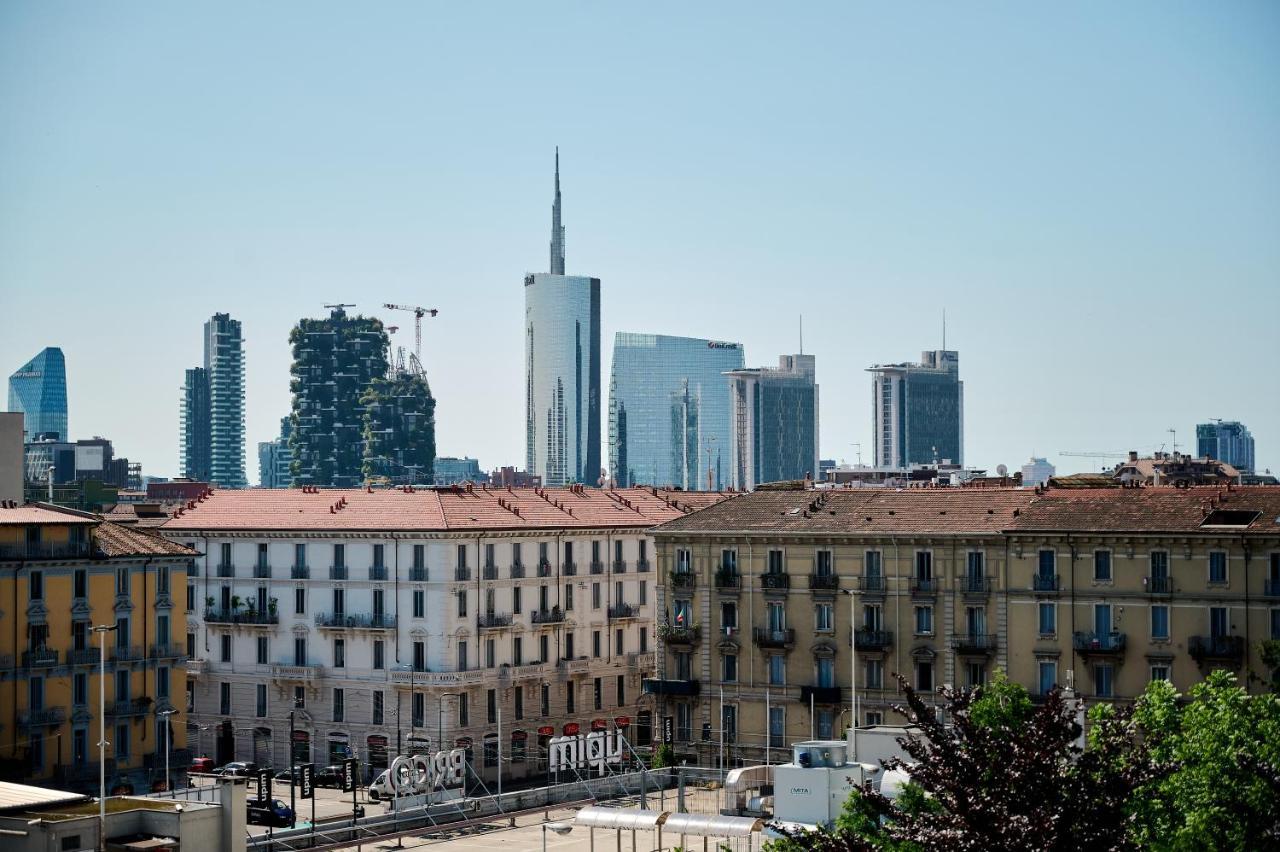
{"left": 996, "top": 464, "right": 1008, "bottom": 477}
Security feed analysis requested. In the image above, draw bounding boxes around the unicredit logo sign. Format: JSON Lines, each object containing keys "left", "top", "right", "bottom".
{"left": 707, "top": 342, "right": 739, "bottom": 350}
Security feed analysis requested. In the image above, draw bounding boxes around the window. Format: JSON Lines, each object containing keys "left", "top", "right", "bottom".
{"left": 373, "top": 690, "right": 384, "bottom": 725}
{"left": 487, "top": 689, "right": 497, "bottom": 724}
{"left": 116, "top": 565, "right": 130, "bottom": 595}
{"left": 1272, "top": 609, "right": 1280, "bottom": 641}
{"left": 539, "top": 634, "right": 549, "bottom": 664}
{"left": 1209, "top": 607, "right": 1228, "bottom": 637}
{"left": 295, "top": 543, "right": 306, "bottom": 569}
{"left": 74, "top": 568, "right": 87, "bottom": 598}
{"left": 967, "top": 662, "right": 986, "bottom": 688}
{"left": 817, "top": 657, "right": 835, "bottom": 687}
{"left": 373, "top": 544, "right": 385, "bottom": 569}
{"left": 74, "top": 672, "right": 88, "bottom": 705}
{"left": 459, "top": 693, "right": 470, "bottom": 726}
{"left": 413, "top": 544, "right": 426, "bottom": 571}
{"left": 514, "top": 637, "right": 523, "bottom": 666}
{"left": 615, "top": 629, "right": 624, "bottom": 655}
{"left": 187, "top": 631, "right": 196, "bottom": 658}
{"left": 333, "top": 543, "right": 345, "bottom": 568}
{"left": 593, "top": 677, "right": 603, "bottom": 711}
{"left": 1094, "top": 550, "right": 1112, "bottom": 582}
{"left": 675, "top": 548, "right": 692, "bottom": 573}
{"left": 413, "top": 590, "right": 424, "bottom": 618}
{"left": 333, "top": 588, "right": 345, "bottom": 615}
{"left": 295, "top": 637, "right": 306, "bottom": 666}
{"left": 412, "top": 694, "right": 424, "bottom": 727}
{"left": 865, "top": 658, "right": 883, "bottom": 689}
{"left": 591, "top": 583, "right": 601, "bottom": 609}
{"left": 373, "top": 640, "right": 384, "bottom": 670}
{"left": 592, "top": 631, "right": 601, "bottom": 658}
{"left": 1150, "top": 665, "right": 1170, "bottom": 683}
{"left": 332, "top": 689, "right": 345, "bottom": 722}
{"left": 966, "top": 552, "right": 984, "bottom": 582}
{"left": 256, "top": 684, "right": 267, "bottom": 717}
{"left": 915, "top": 551, "right": 932, "bottom": 580}
{"left": 616, "top": 674, "right": 625, "bottom": 707}
{"left": 1151, "top": 605, "right": 1170, "bottom": 640}
{"left": 1209, "top": 552, "right": 1228, "bottom": 584}
{"left": 295, "top": 586, "right": 306, "bottom": 614}
{"left": 220, "top": 682, "right": 231, "bottom": 715}
{"left": 458, "top": 640, "right": 468, "bottom": 671}
{"left": 866, "top": 711, "right": 883, "bottom": 726}
{"left": 815, "top": 603, "right": 833, "bottom": 632}
{"left": 256, "top": 636, "right": 268, "bottom": 665}
{"left": 639, "top": 580, "right": 648, "bottom": 605}
{"left": 187, "top": 582, "right": 196, "bottom": 612}
{"left": 457, "top": 590, "right": 467, "bottom": 617}
{"left": 457, "top": 544, "right": 468, "bottom": 570}
{"left": 116, "top": 724, "right": 130, "bottom": 759}
{"left": 373, "top": 589, "right": 385, "bottom": 618}
{"left": 157, "top": 614, "right": 170, "bottom": 644}
{"left": 916, "top": 661, "right": 934, "bottom": 692}
{"left": 768, "top": 706, "right": 784, "bottom": 748}
{"left": 541, "top": 684, "right": 550, "bottom": 716}
{"left": 29, "top": 570, "right": 43, "bottom": 601}
{"left": 721, "top": 601, "right": 738, "bottom": 633}
{"left": 334, "top": 639, "right": 346, "bottom": 668}
{"left": 864, "top": 551, "right": 882, "bottom": 580}
{"left": 640, "top": 626, "right": 648, "bottom": 653}
{"left": 565, "top": 633, "right": 575, "bottom": 660}
{"left": 564, "top": 584, "right": 573, "bottom": 611}
{"left": 1095, "top": 664, "right": 1114, "bottom": 698}
{"left": 514, "top": 688, "right": 524, "bottom": 720}
{"left": 257, "top": 543, "right": 268, "bottom": 569}
{"left": 675, "top": 599, "right": 693, "bottom": 627}
{"left": 767, "top": 549, "right": 784, "bottom": 573}
{"left": 1038, "top": 603, "right": 1056, "bottom": 636}
{"left": 915, "top": 605, "right": 933, "bottom": 635}
{"left": 1038, "top": 550, "right": 1056, "bottom": 576}
{"left": 220, "top": 634, "right": 231, "bottom": 662}
{"left": 769, "top": 655, "right": 786, "bottom": 685}
{"left": 1038, "top": 661, "right": 1057, "bottom": 696}
{"left": 863, "top": 604, "right": 882, "bottom": 631}
{"left": 815, "top": 549, "right": 833, "bottom": 576}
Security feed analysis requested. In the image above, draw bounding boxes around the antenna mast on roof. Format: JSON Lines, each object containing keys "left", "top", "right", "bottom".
{"left": 942, "top": 308, "right": 946, "bottom": 350}
{"left": 799, "top": 315, "right": 803, "bottom": 355}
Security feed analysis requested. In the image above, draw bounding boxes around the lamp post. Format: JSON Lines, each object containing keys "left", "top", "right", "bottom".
{"left": 92, "top": 623, "right": 118, "bottom": 852}
{"left": 157, "top": 708, "right": 177, "bottom": 797}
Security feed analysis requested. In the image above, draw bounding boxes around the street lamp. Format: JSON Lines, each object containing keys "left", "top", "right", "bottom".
{"left": 542, "top": 821, "right": 573, "bottom": 852}
{"left": 92, "top": 623, "right": 118, "bottom": 852}
{"left": 157, "top": 708, "right": 177, "bottom": 797}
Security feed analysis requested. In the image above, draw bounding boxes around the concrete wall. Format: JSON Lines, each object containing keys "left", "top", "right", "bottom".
{"left": 0, "top": 412, "right": 22, "bottom": 503}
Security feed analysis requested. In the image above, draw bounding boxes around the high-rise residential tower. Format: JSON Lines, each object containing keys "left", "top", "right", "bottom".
{"left": 868, "top": 350, "right": 964, "bottom": 468}
{"left": 205, "top": 313, "right": 247, "bottom": 488}
{"left": 726, "top": 354, "right": 819, "bottom": 490}
{"left": 288, "top": 306, "right": 390, "bottom": 486}
{"left": 1196, "top": 420, "right": 1255, "bottom": 474}
{"left": 525, "top": 149, "right": 601, "bottom": 487}
{"left": 180, "top": 367, "right": 212, "bottom": 481}
{"left": 7, "top": 347, "right": 68, "bottom": 441}
{"left": 608, "top": 333, "right": 744, "bottom": 489}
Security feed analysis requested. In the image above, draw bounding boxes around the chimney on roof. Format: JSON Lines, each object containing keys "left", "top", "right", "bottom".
{"left": 1128, "top": 451, "right": 1138, "bottom": 462}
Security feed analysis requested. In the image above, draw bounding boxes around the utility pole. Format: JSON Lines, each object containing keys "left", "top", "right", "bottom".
{"left": 93, "top": 623, "right": 118, "bottom": 852}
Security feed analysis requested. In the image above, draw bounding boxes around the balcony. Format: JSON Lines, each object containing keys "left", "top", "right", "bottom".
{"left": 670, "top": 572, "right": 697, "bottom": 590}
{"left": 271, "top": 663, "right": 324, "bottom": 683}
{"left": 509, "top": 564, "right": 525, "bottom": 579}
{"left": 0, "top": 541, "right": 92, "bottom": 560}
{"left": 1032, "top": 574, "right": 1061, "bottom": 593}
{"left": 752, "top": 627, "right": 796, "bottom": 649}
{"left": 910, "top": 578, "right": 936, "bottom": 598}
{"left": 315, "top": 612, "right": 397, "bottom": 630}
{"left": 608, "top": 603, "right": 641, "bottom": 620}
{"left": 204, "top": 609, "right": 279, "bottom": 626}
{"left": 409, "top": 566, "right": 428, "bottom": 582}
{"left": 483, "top": 564, "right": 500, "bottom": 580}
{"left": 531, "top": 607, "right": 565, "bottom": 625}
{"left": 612, "top": 560, "right": 627, "bottom": 574}
{"left": 454, "top": 566, "right": 471, "bottom": 581}
{"left": 478, "top": 613, "right": 514, "bottom": 630}
{"left": 390, "top": 668, "right": 486, "bottom": 687}
{"left": 808, "top": 573, "right": 840, "bottom": 592}
{"left": 558, "top": 657, "right": 591, "bottom": 675}
{"left": 626, "top": 651, "right": 656, "bottom": 669}
{"left": 854, "top": 629, "right": 893, "bottom": 651}
{"left": 858, "top": 575, "right": 886, "bottom": 596}
{"left": 950, "top": 633, "right": 998, "bottom": 655}
{"left": 23, "top": 649, "right": 59, "bottom": 668}
{"left": 1145, "top": 576, "right": 1173, "bottom": 595}
{"left": 658, "top": 624, "right": 701, "bottom": 646}
{"left": 642, "top": 678, "right": 700, "bottom": 697}
{"left": 1072, "top": 631, "right": 1127, "bottom": 657}
{"left": 19, "top": 707, "right": 67, "bottom": 727}
{"left": 216, "top": 564, "right": 235, "bottom": 578}
{"left": 536, "top": 561, "right": 552, "bottom": 578}
{"left": 370, "top": 566, "right": 389, "bottom": 581}
{"left": 291, "top": 566, "right": 310, "bottom": 579}
{"left": 499, "top": 662, "right": 547, "bottom": 682}
{"left": 329, "top": 565, "right": 348, "bottom": 580}
{"left": 714, "top": 571, "right": 741, "bottom": 592}
{"left": 185, "top": 658, "right": 207, "bottom": 677}
{"left": 590, "top": 561, "right": 605, "bottom": 575}
{"left": 68, "top": 648, "right": 102, "bottom": 666}
{"left": 253, "top": 564, "right": 272, "bottom": 579}
{"left": 800, "top": 685, "right": 843, "bottom": 705}
{"left": 961, "top": 576, "right": 992, "bottom": 598}
{"left": 112, "top": 645, "right": 144, "bottom": 663}
{"left": 1264, "top": 579, "right": 1280, "bottom": 598}
{"left": 760, "top": 573, "right": 790, "bottom": 591}
{"left": 1189, "top": 635, "right": 1245, "bottom": 663}
{"left": 149, "top": 644, "right": 186, "bottom": 660}
{"left": 107, "top": 699, "right": 152, "bottom": 717}
{"left": 636, "top": 559, "right": 651, "bottom": 573}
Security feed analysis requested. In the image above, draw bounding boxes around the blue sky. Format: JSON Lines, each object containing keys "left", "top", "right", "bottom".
{"left": 2, "top": 2, "right": 1277, "bottom": 480}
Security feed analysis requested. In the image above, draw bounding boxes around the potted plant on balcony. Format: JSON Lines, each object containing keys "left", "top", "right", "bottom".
{"left": 268, "top": 598, "right": 278, "bottom": 618}
{"left": 205, "top": 595, "right": 215, "bottom": 614}
{"left": 231, "top": 595, "right": 243, "bottom": 612}
{"left": 245, "top": 599, "right": 258, "bottom": 621}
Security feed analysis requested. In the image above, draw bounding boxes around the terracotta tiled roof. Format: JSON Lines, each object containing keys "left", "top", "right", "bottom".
{"left": 0, "top": 504, "right": 97, "bottom": 525}
{"left": 161, "top": 486, "right": 730, "bottom": 533}
{"left": 1009, "top": 485, "right": 1280, "bottom": 535}
{"left": 94, "top": 522, "right": 198, "bottom": 558}
{"left": 652, "top": 488, "right": 1037, "bottom": 535}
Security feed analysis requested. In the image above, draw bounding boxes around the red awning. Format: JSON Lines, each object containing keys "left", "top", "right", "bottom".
{"left": 591, "top": 719, "right": 607, "bottom": 731}
{"left": 614, "top": 716, "right": 631, "bottom": 727}
{"left": 563, "top": 722, "right": 580, "bottom": 736}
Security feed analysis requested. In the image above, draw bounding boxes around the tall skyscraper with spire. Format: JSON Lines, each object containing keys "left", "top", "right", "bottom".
{"left": 525, "top": 150, "right": 601, "bottom": 486}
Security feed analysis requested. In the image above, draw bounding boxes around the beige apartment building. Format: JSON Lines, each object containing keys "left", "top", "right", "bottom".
{"left": 646, "top": 484, "right": 1280, "bottom": 766}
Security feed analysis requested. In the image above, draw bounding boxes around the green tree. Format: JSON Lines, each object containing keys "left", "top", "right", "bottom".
{"left": 1127, "top": 671, "right": 1280, "bottom": 850}
{"left": 650, "top": 743, "right": 675, "bottom": 769}
{"left": 966, "top": 670, "right": 1033, "bottom": 731}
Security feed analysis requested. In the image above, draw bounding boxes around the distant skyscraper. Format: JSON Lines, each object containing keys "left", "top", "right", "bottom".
{"left": 1021, "top": 457, "right": 1055, "bottom": 487}
{"left": 868, "top": 350, "right": 964, "bottom": 468}
{"left": 1196, "top": 421, "right": 1254, "bottom": 474}
{"left": 525, "top": 149, "right": 601, "bottom": 486}
{"left": 180, "top": 367, "right": 212, "bottom": 481}
{"left": 8, "top": 347, "right": 68, "bottom": 441}
{"left": 205, "top": 313, "right": 247, "bottom": 488}
{"left": 608, "top": 333, "right": 744, "bottom": 489}
{"left": 289, "top": 306, "right": 390, "bottom": 487}
{"left": 258, "top": 416, "right": 293, "bottom": 488}
{"left": 726, "top": 354, "right": 819, "bottom": 490}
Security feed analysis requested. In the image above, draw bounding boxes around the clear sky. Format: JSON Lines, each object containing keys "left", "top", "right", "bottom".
{"left": 2, "top": 2, "right": 1277, "bottom": 481}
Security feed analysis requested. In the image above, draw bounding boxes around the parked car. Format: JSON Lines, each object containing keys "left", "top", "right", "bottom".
{"left": 246, "top": 798, "right": 294, "bottom": 828}
{"left": 217, "top": 761, "right": 255, "bottom": 778}
{"left": 273, "top": 767, "right": 305, "bottom": 785}
{"left": 189, "top": 757, "right": 215, "bottom": 774}
{"left": 313, "top": 765, "right": 344, "bottom": 788}
{"left": 367, "top": 770, "right": 391, "bottom": 801}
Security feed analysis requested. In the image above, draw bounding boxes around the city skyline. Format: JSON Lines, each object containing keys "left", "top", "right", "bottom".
{"left": 2, "top": 3, "right": 1278, "bottom": 480}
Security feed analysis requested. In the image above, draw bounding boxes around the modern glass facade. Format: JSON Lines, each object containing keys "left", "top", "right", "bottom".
{"left": 7, "top": 347, "right": 68, "bottom": 441}
{"left": 525, "top": 274, "right": 601, "bottom": 486}
{"left": 205, "top": 313, "right": 247, "bottom": 488}
{"left": 727, "top": 354, "right": 819, "bottom": 490}
{"left": 180, "top": 367, "right": 211, "bottom": 481}
{"left": 1196, "top": 421, "right": 1254, "bottom": 474}
{"left": 868, "top": 350, "right": 964, "bottom": 467}
{"left": 608, "top": 333, "right": 744, "bottom": 489}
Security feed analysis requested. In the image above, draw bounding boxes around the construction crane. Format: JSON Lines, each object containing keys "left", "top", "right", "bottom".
{"left": 382, "top": 304, "right": 439, "bottom": 360}
{"left": 324, "top": 303, "right": 356, "bottom": 311}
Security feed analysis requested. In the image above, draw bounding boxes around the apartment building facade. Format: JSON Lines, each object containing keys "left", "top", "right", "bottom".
{"left": 162, "top": 485, "right": 725, "bottom": 783}
{"left": 646, "top": 485, "right": 1280, "bottom": 766}
{"left": 0, "top": 504, "right": 196, "bottom": 793}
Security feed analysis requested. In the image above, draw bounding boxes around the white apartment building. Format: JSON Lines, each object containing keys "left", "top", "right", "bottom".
{"left": 161, "top": 484, "right": 724, "bottom": 784}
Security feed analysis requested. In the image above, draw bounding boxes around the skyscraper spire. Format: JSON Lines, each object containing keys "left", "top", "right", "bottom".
{"left": 549, "top": 147, "right": 565, "bottom": 274}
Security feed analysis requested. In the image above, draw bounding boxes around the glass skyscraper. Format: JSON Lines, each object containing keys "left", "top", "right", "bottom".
{"left": 7, "top": 347, "right": 68, "bottom": 441}
{"left": 180, "top": 367, "right": 211, "bottom": 481}
{"left": 726, "top": 354, "right": 820, "bottom": 490}
{"left": 1196, "top": 421, "right": 1254, "bottom": 474}
{"left": 868, "top": 350, "right": 964, "bottom": 468}
{"left": 525, "top": 150, "right": 601, "bottom": 486}
{"left": 179, "top": 314, "right": 245, "bottom": 487}
{"left": 608, "top": 333, "right": 744, "bottom": 489}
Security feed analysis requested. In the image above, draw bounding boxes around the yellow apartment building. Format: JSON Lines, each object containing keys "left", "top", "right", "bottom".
{"left": 646, "top": 485, "right": 1280, "bottom": 766}
{"left": 0, "top": 503, "right": 196, "bottom": 793}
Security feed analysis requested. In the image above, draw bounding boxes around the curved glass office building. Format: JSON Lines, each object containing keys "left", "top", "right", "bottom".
{"left": 8, "top": 347, "right": 68, "bottom": 440}
{"left": 608, "top": 334, "right": 744, "bottom": 489}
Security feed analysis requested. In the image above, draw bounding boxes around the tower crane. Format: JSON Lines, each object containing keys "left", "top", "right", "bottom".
{"left": 382, "top": 304, "right": 439, "bottom": 360}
